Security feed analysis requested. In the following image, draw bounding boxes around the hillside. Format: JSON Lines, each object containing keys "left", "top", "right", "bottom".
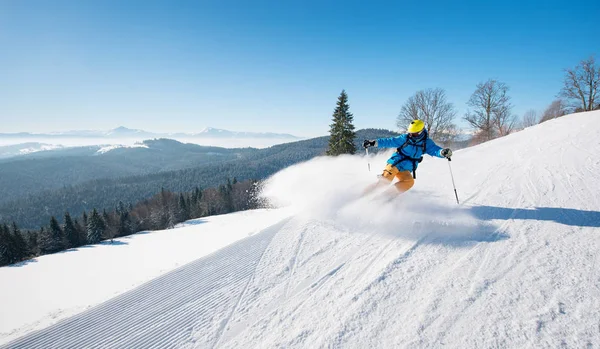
{"left": 0, "top": 129, "right": 398, "bottom": 229}
{"left": 2, "top": 111, "right": 599, "bottom": 348}
{"left": 0, "top": 139, "right": 250, "bottom": 204}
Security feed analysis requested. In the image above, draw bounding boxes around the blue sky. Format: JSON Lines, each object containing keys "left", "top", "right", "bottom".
{"left": 0, "top": 0, "right": 598, "bottom": 137}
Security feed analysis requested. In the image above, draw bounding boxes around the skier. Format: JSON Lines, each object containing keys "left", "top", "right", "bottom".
{"left": 362, "top": 119, "right": 452, "bottom": 196}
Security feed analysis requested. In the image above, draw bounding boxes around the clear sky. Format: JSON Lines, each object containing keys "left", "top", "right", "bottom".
{"left": 0, "top": 0, "right": 598, "bottom": 137}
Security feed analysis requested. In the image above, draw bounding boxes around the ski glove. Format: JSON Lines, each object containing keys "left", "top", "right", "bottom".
{"left": 363, "top": 140, "right": 376, "bottom": 148}
{"left": 441, "top": 148, "right": 453, "bottom": 159}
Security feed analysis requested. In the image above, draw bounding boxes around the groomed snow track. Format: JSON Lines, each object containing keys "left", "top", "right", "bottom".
{"left": 1, "top": 220, "right": 287, "bottom": 349}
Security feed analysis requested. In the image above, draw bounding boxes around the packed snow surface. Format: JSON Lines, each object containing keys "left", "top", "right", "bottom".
{"left": 0, "top": 209, "right": 292, "bottom": 345}
{"left": 2, "top": 111, "right": 600, "bottom": 348}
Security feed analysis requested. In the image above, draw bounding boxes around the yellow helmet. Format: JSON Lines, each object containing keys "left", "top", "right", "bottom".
{"left": 407, "top": 119, "right": 425, "bottom": 134}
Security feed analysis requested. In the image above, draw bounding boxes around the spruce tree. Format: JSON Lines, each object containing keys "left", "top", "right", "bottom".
{"left": 327, "top": 90, "right": 357, "bottom": 156}
{"left": 87, "top": 209, "right": 104, "bottom": 244}
{"left": 191, "top": 187, "right": 203, "bottom": 218}
{"left": 119, "top": 212, "right": 132, "bottom": 236}
{"left": 117, "top": 201, "right": 127, "bottom": 216}
{"left": 40, "top": 216, "right": 64, "bottom": 254}
{"left": 0, "top": 223, "right": 24, "bottom": 264}
{"left": 192, "top": 187, "right": 202, "bottom": 204}
{"left": 38, "top": 227, "right": 47, "bottom": 254}
{"left": 64, "top": 212, "right": 79, "bottom": 248}
{"left": 28, "top": 230, "right": 39, "bottom": 256}
{"left": 11, "top": 222, "right": 28, "bottom": 260}
{"left": 0, "top": 224, "right": 11, "bottom": 266}
{"left": 178, "top": 193, "right": 190, "bottom": 222}
{"left": 102, "top": 209, "right": 116, "bottom": 240}
{"left": 219, "top": 183, "right": 234, "bottom": 213}
{"left": 74, "top": 218, "right": 86, "bottom": 245}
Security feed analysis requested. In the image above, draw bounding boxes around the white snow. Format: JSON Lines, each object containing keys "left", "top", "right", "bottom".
{"left": 0, "top": 209, "right": 292, "bottom": 345}
{"left": 17, "top": 144, "right": 64, "bottom": 155}
{"left": 2, "top": 110, "right": 600, "bottom": 348}
{"left": 0, "top": 143, "right": 64, "bottom": 158}
{"left": 95, "top": 143, "right": 149, "bottom": 154}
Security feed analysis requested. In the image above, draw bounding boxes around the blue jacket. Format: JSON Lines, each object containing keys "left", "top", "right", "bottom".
{"left": 376, "top": 131, "right": 444, "bottom": 172}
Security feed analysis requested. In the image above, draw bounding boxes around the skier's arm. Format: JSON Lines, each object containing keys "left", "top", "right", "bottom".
{"left": 425, "top": 138, "right": 444, "bottom": 158}
{"left": 376, "top": 135, "right": 407, "bottom": 148}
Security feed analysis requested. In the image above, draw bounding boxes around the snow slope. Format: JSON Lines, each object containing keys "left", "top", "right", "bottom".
{"left": 2, "top": 111, "right": 600, "bottom": 348}
{"left": 0, "top": 209, "right": 292, "bottom": 346}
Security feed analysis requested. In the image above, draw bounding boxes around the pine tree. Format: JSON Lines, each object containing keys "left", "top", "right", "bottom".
{"left": 11, "top": 222, "right": 28, "bottom": 260}
{"left": 28, "top": 230, "right": 39, "bottom": 256}
{"left": 178, "top": 193, "right": 190, "bottom": 222}
{"left": 327, "top": 90, "right": 357, "bottom": 156}
{"left": 102, "top": 209, "right": 117, "bottom": 240}
{"left": 119, "top": 212, "right": 132, "bottom": 236}
{"left": 63, "top": 212, "right": 79, "bottom": 248}
{"left": 116, "top": 203, "right": 132, "bottom": 237}
{"left": 0, "top": 224, "right": 11, "bottom": 266}
{"left": 87, "top": 209, "right": 104, "bottom": 244}
{"left": 117, "top": 201, "right": 127, "bottom": 216}
{"left": 40, "top": 216, "right": 64, "bottom": 254}
{"left": 74, "top": 218, "right": 86, "bottom": 245}
{"left": 37, "top": 227, "right": 47, "bottom": 254}
{"left": 219, "top": 183, "right": 234, "bottom": 213}
{"left": 190, "top": 187, "right": 203, "bottom": 218}
{"left": 192, "top": 187, "right": 202, "bottom": 204}
{"left": 0, "top": 223, "right": 25, "bottom": 264}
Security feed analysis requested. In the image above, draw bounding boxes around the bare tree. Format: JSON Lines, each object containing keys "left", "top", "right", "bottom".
{"left": 540, "top": 99, "right": 567, "bottom": 123}
{"left": 520, "top": 109, "right": 540, "bottom": 128}
{"left": 396, "top": 88, "right": 457, "bottom": 142}
{"left": 464, "top": 79, "right": 514, "bottom": 142}
{"left": 494, "top": 104, "right": 517, "bottom": 136}
{"left": 560, "top": 56, "right": 600, "bottom": 112}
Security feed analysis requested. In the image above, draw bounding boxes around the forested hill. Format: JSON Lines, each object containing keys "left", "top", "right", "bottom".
{"left": 0, "top": 129, "right": 398, "bottom": 229}
{"left": 0, "top": 139, "right": 255, "bottom": 204}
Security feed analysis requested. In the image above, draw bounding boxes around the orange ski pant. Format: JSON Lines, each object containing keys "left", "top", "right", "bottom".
{"left": 381, "top": 164, "right": 415, "bottom": 193}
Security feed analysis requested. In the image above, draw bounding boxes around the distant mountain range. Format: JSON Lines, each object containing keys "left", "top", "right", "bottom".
{"left": 0, "top": 126, "right": 300, "bottom": 140}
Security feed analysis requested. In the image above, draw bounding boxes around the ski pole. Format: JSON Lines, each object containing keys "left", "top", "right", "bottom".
{"left": 366, "top": 147, "right": 371, "bottom": 172}
{"left": 447, "top": 158, "right": 459, "bottom": 204}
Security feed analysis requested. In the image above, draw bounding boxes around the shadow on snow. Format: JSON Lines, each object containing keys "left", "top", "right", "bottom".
{"left": 469, "top": 206, "right": 600, "bottom": 228}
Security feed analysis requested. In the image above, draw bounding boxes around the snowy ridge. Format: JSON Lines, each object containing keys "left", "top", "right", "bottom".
{"left": 2, "top": 111, "right": 600, "bottom": 348}
{"left": 0, "top": 143, "right": 64, "bottom": 159}
{"left": 17, "top": 144, "right": 63, "bottom": 155}
{"left": 95, "top": 143, "right": 149, "bottom": 154}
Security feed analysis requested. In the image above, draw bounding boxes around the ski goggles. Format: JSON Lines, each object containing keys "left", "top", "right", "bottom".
{"left": 408, "top": 130, "right": 424, "bottom": 138}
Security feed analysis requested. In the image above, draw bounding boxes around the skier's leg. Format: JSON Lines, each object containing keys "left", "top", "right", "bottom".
{"left": 393, "top": 171, "right": 414, "bottom": 193}
{"left": 362, "top": 164, "right": 396, "bottom": 195}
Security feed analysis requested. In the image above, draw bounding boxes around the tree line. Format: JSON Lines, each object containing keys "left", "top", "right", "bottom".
{"left": 0, "top": 178, "right": 260, "bottom": 267}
